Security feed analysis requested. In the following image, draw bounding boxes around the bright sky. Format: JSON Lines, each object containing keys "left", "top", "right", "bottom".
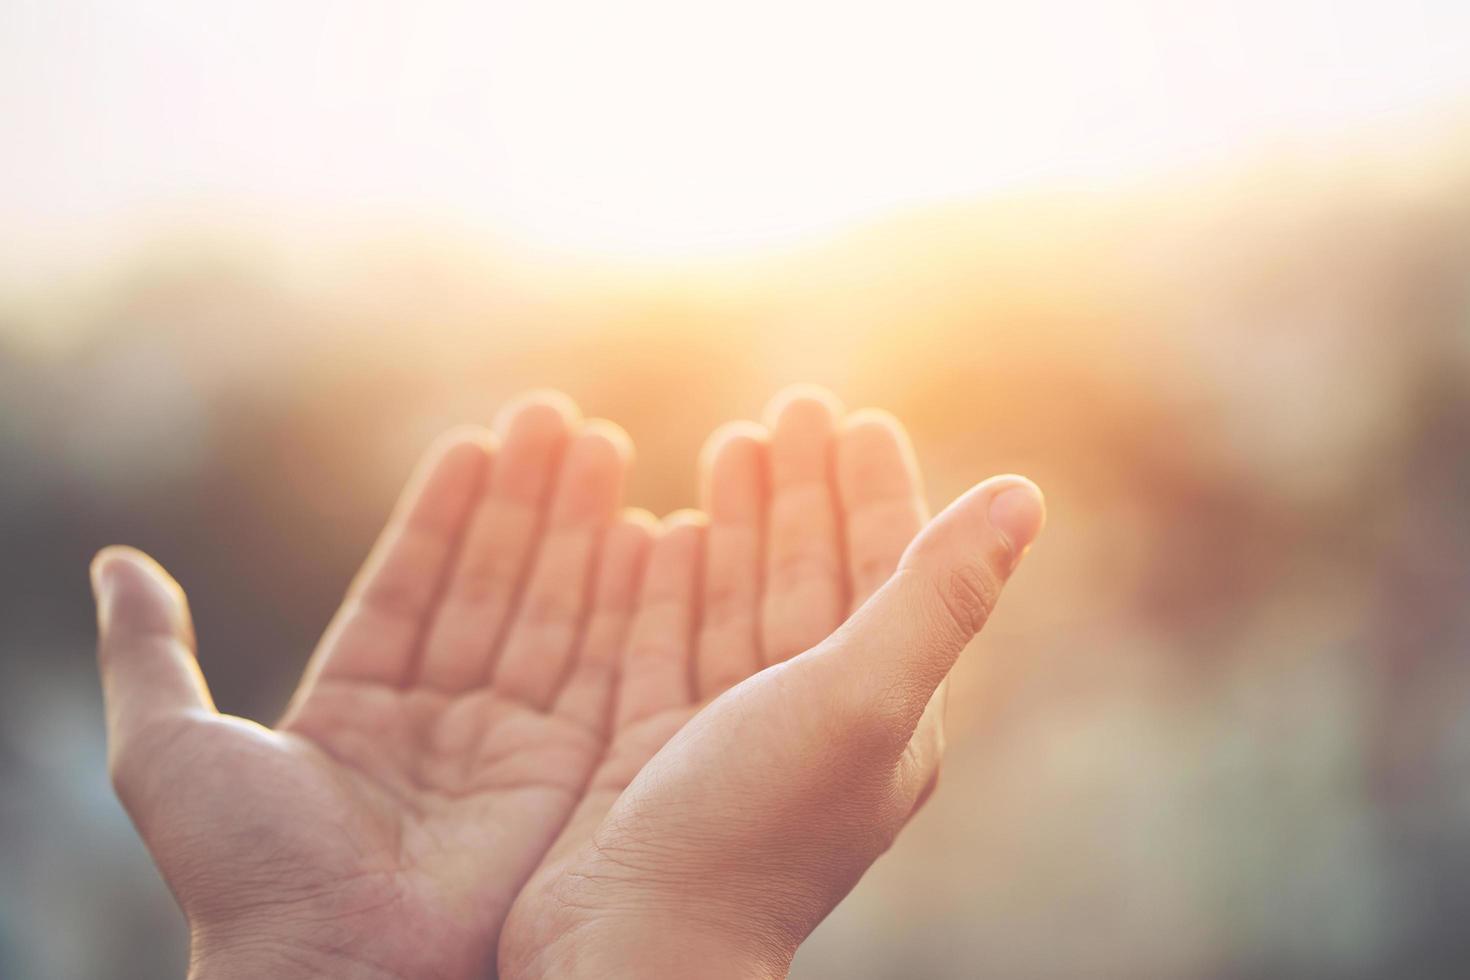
{"left": 3, "top": 0, "right": 1469, "bottom": 272}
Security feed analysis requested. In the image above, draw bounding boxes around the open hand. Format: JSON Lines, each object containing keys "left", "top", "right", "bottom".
{"left": 499, "top": 390, "right": 1045, "bottom": 980}
{"left": 95, "top": 394, "right": 655, "bottom": 980}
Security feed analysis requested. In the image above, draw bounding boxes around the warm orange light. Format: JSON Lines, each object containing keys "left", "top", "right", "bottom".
{"left": 1, "top": 0, "right": 1467, "bottom": 270}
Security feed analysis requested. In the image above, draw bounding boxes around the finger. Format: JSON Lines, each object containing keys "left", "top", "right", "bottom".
{"left": 93, "top": 547, "right": 215, "bottom": 763}
{"left": 836, "top": 409, "right": 928, "bottom": 611}
{"left": 288, "top": 430, "right": 492, "bottom": 706}
{"left": 695, "top": 421, "right": 768, "bottom": 699}
{"left": 494, "top": 421, "right": 634, "bottom": 709}
{"left": 417, "top": 392, "right": 580, "bottom": 693}
{"left": 761, "top": 385, "right": 846, "bottom": 664}
{"left": 823, "top": 475, "right": 1045, "bottom": 729}
{"left": 552, "top": 509, "right": 657, "bottom": 733}
{"left": 615, "top": 512, "right": 705, "bottom": 731}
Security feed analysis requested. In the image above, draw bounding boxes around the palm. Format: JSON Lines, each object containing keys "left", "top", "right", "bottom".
{"left": 500, "top": 390, "right": 932, "bottom": 977}
{"left": 285, "top": 682, "right": 603, "bottom": 895}
{"left": 99, "top": 396, "right": 652, "bottom": 978}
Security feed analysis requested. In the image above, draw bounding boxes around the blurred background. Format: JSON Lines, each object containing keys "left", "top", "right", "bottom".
{"left": 3, "top": 1, "right": 1470, "bottom": 977}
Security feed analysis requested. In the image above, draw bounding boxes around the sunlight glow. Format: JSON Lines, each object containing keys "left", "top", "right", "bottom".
{"left": 1, "top": 0, "right": 1468, "bottom": 265}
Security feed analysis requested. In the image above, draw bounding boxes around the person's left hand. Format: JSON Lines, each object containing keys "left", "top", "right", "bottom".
{"left": 497, "top": 390, "right": 1045, "bottom": 980}
{"left": 498, "top": 386, "right": 948, "bottom": 978}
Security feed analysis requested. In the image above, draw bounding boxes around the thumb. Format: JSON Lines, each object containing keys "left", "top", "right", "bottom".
{"left": 825, "top": 475, "right": 1045, "bottom": 722}
{"left": 92, "top": 547, "right": 215, "bottom": 761}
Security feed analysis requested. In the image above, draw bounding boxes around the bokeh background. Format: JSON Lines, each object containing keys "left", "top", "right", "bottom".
{"left": 4, "top": 2, "right": 1470, "bottom": 977}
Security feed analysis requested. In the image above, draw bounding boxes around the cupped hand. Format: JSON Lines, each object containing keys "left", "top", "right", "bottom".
{"left": 95, "top": 393, "right": 658, "bottom": 980}
{"left": 499, "top": 388, "right": 1046, "bottom": 980}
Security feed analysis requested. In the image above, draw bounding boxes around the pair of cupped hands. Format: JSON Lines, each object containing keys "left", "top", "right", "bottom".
{"left": 92, "top": 386, "right": 1045, "bottom": 980}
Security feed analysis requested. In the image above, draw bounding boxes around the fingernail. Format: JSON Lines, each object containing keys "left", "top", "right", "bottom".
{"left": 987, "top": 481, "right": 1046, "bottom": 564}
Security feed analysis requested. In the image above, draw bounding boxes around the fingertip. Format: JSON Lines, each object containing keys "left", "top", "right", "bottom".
{"left": 699, "top": 420, "right": 768, "bottom": 471}
{"left": 489, "top": 391, "right": 583, "bottom": 508}
{"left": 762, "top": 384, "right": 845, "bottom": 430}
{"left": 578, "top": 418, "right": 636, "bottom": 465}
{"left": 590, "top": 511, "right": 659, "bottom": 612}
{"left": 392, "top": 428, "right": 495, "bottom": 535}
{"left": 92, "top": 545, "right": 175, "bottom": 598}
{"left": 765, "top": 387, "right": 844, "bottom": 493}
{"left": 559, "top": 420, "right": 635, "bottom": 493}
{"left": 904, "top": 475, "right": 1044, "bottom": 590}
{"left": 653, "top": 511, "right": 709, "bottom": 567}
{"left": 91, "top": 544, "right": 133, "bottom": 594}
{"left": 91, "top": 547, "right": 189, "bottom": 639}
{"left": 418, "top": 426, "right": 497, "bottom": 483}
{"left": 699, "top": 420, "right": 770, "bottom": 487}
{"left": 605, "top": 510, "right": 659, "bottom": 565}
{"left": 618, "top": 506, "right": 661, "bottom": 535}
{"left": 494, "top": 389, "right": 583, "bottom": 435}
{"left": 427, "top": 424, "right": 497, "bottom": 458}
{"left": 660, "top": 508, "right": 709, "bottom": 533}
{"left": 981, "top": 475, "right": 1046, "bottom": 556}
{"left": 700, "top": 421, "right": 769, "bottom": 519}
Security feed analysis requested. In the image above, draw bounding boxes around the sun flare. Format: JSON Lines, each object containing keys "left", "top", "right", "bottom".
{"left": 1, "top": 0, "right": 1468, "bottom": 268}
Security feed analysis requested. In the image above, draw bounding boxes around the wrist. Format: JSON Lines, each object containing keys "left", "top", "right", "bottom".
{"left": 188, "top": 927, "right": 409, "bottom": 980}
{"left": 509, "top": 916, "right": 792, "bottom": 980}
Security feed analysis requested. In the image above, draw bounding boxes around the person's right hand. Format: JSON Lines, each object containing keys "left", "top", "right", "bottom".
{"left": 499, "top": 389, "right": 1046, "bottom": 980}
{"left": 93, "top": 393, "right": 656, "bottom": 980}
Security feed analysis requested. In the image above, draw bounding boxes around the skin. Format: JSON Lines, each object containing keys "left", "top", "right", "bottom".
{"left": 497, "top": 390, "right": 1045, "bottom": 979}
{"left": 93, "top": 386, "right": 1045, "bottom": 980}
{"left": 95, "top": 393, "right": 648, "bottom": 980}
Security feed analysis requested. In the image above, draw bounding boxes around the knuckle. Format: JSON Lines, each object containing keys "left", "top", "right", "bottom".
{"left": 449, "top": 552, "right": 516, "bottom": 603}
{"left": 590, "top": 580, "right": 639, "bottom": 618}
{"left": 519, "top": 588, "right": 579, "bottom": 628}
{"left": 933, "top": 560, "right": 1001, "bottom": 640}
{"left": 766, "top": 549, "right": 842, "bottom": 585}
